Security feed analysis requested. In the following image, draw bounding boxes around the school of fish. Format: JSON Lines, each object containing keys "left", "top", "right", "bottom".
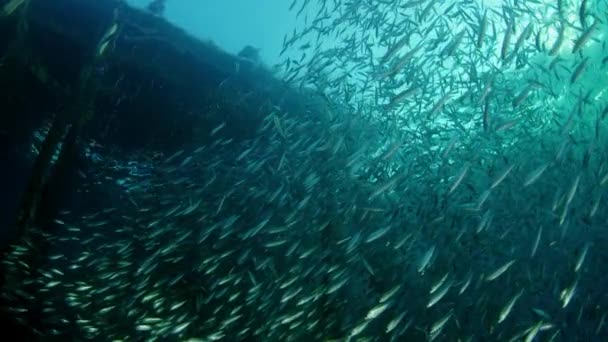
{"left": 2, "top": 0, "right": 608, "bottom": 340}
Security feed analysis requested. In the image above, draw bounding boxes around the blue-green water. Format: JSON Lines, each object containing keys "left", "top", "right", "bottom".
{"left": 2, "top": 0, "right": 608, "bottom": 341}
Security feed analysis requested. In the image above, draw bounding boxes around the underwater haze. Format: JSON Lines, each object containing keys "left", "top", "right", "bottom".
{"left": 1, "top": 0, "right": 608, "bottom": 341}
{"left": 126, "top": 0, "right": 306, "bottom": 65}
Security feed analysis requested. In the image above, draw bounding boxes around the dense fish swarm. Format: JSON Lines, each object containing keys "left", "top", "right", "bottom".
{"left": 3, "top": 0, "right": 608, "bottom": 341}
